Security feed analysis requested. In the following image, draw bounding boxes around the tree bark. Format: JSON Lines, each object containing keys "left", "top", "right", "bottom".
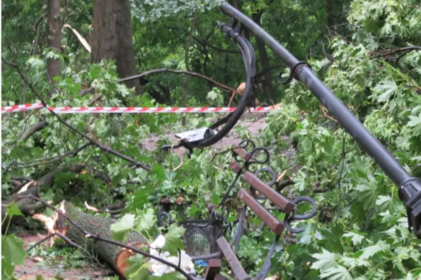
{"left": 182, "top": 8, "right": 199, "bottom": 126}
{"left": 252, "top": 11, "right": 275, "bottom": 103}
{"left": 326, "top": 0, "right": 335, "bottom": 30}
{"left": 92, "top": 0, "right": 141, "bottom": 94}
{"left": 18, "top": 115, "right": 48, "bottom": 142}
{"left": 46, "top": 0, "right": 61, "bottom": 85}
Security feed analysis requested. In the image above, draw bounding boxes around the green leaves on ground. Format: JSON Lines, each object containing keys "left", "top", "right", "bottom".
{"left": 162, "top": 224, "right": 185, "bottom": 256}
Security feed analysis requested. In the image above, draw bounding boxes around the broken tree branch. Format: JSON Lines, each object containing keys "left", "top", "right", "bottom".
{"left": 117, "top": 68, "right": 235, "bottom": 93}
{"left": 7, "top": 142, "right": 92, "bottom": 169}
{"left": 2, "top": 57, "right": 151, "bottom": 171}
{"left": 371, "top": 46, "right": 421, "bottom": 64}
{"left": 18, "top": 115, "right": 48, "bottom": 142}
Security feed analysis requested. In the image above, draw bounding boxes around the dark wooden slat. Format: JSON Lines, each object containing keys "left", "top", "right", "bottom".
{"left": 205, "top": 259, "right": 222, "bottom": 280}
{"left": 237, "top": 188, "right": 284, "bottom": 235}
{"left": 232, "top": 147, "right": 253, "bottom": 161}
{"left": 230, "top": 161, "right": 294, "bottom": 214}
{"left": 215, "top": 274, "right": 228, "bottom": 280}
{"left": 216, "top": 236, "right": 251, "bottom": 280}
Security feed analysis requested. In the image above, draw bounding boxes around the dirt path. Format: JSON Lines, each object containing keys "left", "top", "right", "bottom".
{"left": 15, "top": 232, "right": 114, "bottom": 280}
{"left": 139, "top": 116, "right": 268, "bottom": 153}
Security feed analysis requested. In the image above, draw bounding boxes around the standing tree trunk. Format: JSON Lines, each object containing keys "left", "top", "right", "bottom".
{"left": 182, "top": 8, "right": 199, "bottom": 126}
{"left": 326, "top": 0, "right": 335, "bottom": 30}
{"left": 252, "top": 11, "right": 275, "bottom": 103}
{"left": 46, "top": 0, "right": 61, "bottom": 86}
{"left": 92, "top": 0, "right": 141, "bottom": 94}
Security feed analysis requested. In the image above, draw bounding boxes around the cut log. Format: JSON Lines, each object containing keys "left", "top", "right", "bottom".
{"left": 34, "top": 201, "right": 146, "bottom": 277}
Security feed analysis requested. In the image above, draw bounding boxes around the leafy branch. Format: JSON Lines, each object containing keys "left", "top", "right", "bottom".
{"left": 1, "top": 57, "right": 151, "bottom": 171}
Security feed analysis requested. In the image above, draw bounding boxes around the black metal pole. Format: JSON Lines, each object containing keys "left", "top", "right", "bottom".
{"left": 219, "top": 3, "right": 421, "bottom": 238}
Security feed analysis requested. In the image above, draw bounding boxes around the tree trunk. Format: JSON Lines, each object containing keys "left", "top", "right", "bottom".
{"left": 92, "top": 0, "right": 141, "bottom": 94}
{"left": 46, "top": 0, "right": 61, "bottom": 85}
{"left": 326, "top": 0, "right": 335, "bottom": 30}
{"left": 252, "top": 11, "right": 275, "bottom": 103}
{"left": 36, "top": 202, "right": 147, "bottom": 277}
{"left": 182, "top": 8, "right": 199, "bottom": 126}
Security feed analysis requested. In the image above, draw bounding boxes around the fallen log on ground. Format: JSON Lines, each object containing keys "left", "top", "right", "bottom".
{"left": 34, "top": 201, "right": 147, "bottom": 277}
{"left": 2, "top": 165, "right": 84, "bottom": 226}
{"left": 1, "top": 180, "right": 43, "bottom": 231}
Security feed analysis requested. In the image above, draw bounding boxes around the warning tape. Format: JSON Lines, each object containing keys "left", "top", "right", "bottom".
{"left": 1, "top": 103, "right": 277, "bottom": 114}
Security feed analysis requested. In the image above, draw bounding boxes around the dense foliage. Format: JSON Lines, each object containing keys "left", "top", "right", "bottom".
{"left": 2, "top": 0, "right": 421, "bottom": 279}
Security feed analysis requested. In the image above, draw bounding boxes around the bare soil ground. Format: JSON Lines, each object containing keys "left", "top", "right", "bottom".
{"left": 139, "top": 114, "right": 268, "bottom": 153}
{"left": 15, "top": 232, "right": 115, "bottom": 280}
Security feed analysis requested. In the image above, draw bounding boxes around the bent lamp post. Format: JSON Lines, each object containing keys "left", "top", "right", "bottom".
{"left": 219, "top": 3, "right": 421, "bottom": 240}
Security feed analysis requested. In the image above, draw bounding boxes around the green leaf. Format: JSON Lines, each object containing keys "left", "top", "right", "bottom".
{"left": 375, "top": 195, "right": 390, "bottom": 206}
{"left": 320, "top": 266, "right": 353, "bottom": 280}
{"left": 356, "top": 183, "right": 377, "bottom": 209}
{"left": 408, "top": 114, "right": 421, "bottom": 137}
{"left": 374, "top": 80, "right": 398, "bottom": 102}
{"left": 339, "top": 256, "right": 370, "bottom": 269}
{"left": 311, "top": 249, "right": 338, "bottom": 270}
{"left": 136, "top": 209, "right": 156, "bottom": 232}
{"left": 110, "top": 214, "right": 135, "bottom": 242}
{"left": 162, "top": 224, "right": 185, "bottom": 256}
{"left": 359, "top": 241, "right": 389, "bottom": 259}
{"left": 188, "top": 204, "right": 197, "bottom": 216}
{"left": 2, "top": 258, "right": 14, "bottom": 279}
{"left": 343, "top": 232, "right": 365, "bottom": 245}
{"left": 6, "top": 202, "right": 23, "bottom": 217}
{"left": 151, "top": 164, "right": 165, "bottom": 181}
{"left": 125, "top": 254, "right": 151, "bottom": 280}
{"left": 2, "top": 234, "right": 25, "bottom": 278}
{"left": 207, "top": 90, "right": 218, "bottom": 101}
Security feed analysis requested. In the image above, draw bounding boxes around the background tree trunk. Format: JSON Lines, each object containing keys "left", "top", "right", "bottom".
{"left": 252, "top": 11, "right": 275, "bottom": 103}
{"left": 182, "top": 8, "right": 199, "bottom": 126}
{"left": 92, "top": 0, "right": 141, "bottom": 94}
{"left": 46, "top": 0, "right": 61, "bottom": 86}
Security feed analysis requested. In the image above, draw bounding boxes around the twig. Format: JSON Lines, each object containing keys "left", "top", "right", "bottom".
{"left": 18, "top": 195, "right": 194, "bottom": 280}
{"left": 227, "top": 90, "right": 237, "bottom": 107}
{"left": 27, "top": 233, "right": 54, "bottom": 252}
{"left": 371, "top": 46, "right": 421, "bottom": 64}
{"left": 178, "top": 249, "right": 181, "bottom": 269}
{"left": 54, "top": 232, "right": 94, "bottom": 258}
{"left": 27, "top": 232, "right": 105, "bottom": 268}
{"left": 320, "top": 105, "right": 338, "bottom": 123}
{"left": 117, "top": 68, "right": 235, "bottom": 93}
{"left": 371, "top": 46, "right": 421, "bottom": 58}
{"left": 2, "top": 57, "right": 151, "bottom": 171}
{"left": 7, "top": 142, "right": 92, "bottom": 169}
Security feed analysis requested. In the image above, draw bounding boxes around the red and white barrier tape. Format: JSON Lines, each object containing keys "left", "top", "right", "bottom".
{"left": 1, "top": 103, "right": 276, "bottom": 114}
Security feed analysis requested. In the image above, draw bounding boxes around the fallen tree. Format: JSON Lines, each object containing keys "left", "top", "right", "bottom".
{"left": 34, "top": 201, "right": 147, "bottom": 277}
